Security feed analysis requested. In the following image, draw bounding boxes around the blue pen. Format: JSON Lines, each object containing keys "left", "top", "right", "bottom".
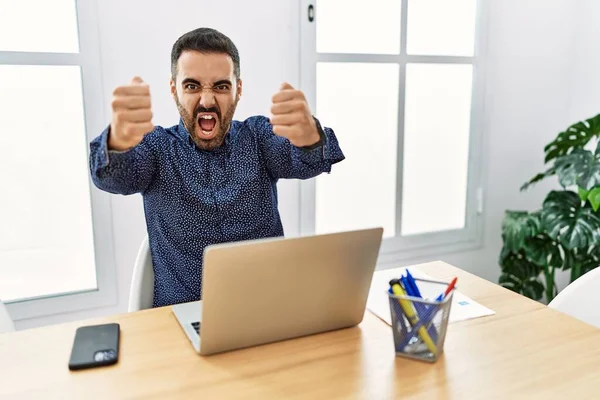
{"left": 405, "top": 270, "right": 422, "bottom": 298}
{"left": 400, "top": 275, "right": 425, "bottom": 322}
{"left": 402, "top": 272, "right": 425, "bottom": 314}
{"left": 405, "top": 271, "right": 432, "bottom": 320}
{"left": 400, "top": 276, "right": 426, "bottom": 320}
{"left": 400, "top": 276, "right": 412, "bottom": 296}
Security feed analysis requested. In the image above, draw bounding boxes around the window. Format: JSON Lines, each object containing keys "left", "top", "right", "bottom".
{"left": 0, "top": 0, "right": 116, "bottom": 320}
{"left": 300, "top": 0, "right": 486, "bottom": 262}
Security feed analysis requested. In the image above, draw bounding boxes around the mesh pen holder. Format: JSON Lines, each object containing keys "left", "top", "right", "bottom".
{"left": 387, "top": 278, "right": 454, "bottom": 363}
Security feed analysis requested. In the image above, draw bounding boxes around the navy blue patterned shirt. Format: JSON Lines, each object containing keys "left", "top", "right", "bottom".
{"left": 89, "top": 116, "right": 344, "bottom": 307}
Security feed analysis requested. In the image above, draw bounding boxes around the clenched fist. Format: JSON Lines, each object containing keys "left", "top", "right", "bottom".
{"left": 270, "top": 83, "right": 321, "bottom": 148}
{"left": 108, "top": 76, "right": 154, "bottom": 151}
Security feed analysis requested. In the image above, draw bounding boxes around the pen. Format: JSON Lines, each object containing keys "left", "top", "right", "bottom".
{"left": 400, "top": 276, "right": 413, "bottom": 296}
{"left": 435, "top": 277, "right": 458, "bottom": 302}
{"left": 389, "top": 279, "right": 437, "bottom": 354}
{"left": 400, "top": 275, "right": 432, "bottom": 322}
{"left": 397, "top": 274, "right": 438, "bottom": 348}
{"left": 403, "top": 272, "right": 429, "bottom": 314}
{"left": 405, "top": 270, "right": 422, "bottom": 298}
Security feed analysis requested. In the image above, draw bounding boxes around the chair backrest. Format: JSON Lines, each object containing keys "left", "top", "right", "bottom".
{"left": 0, "top": 299, "right": 15, "bottom": 333}
{"left": 128, "top": 235, "right": 155, "bottom": 312}
{"left": 548, "top": 267, "right": 600, "bottom": 328}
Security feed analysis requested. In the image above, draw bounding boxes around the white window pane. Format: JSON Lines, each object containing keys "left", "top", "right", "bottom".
{"left": 0, "top": 65, "right": 96, "bottom": 301}
{"left": 316, "top": 63, "right": 399, "bottom": 238}
{"left": 0, "top": 0, "right": 79, "bottom": 53}
{"left": 401, "top": 63, "right": 473, "bottom": 236}
{"left": 317, "top": 0, "right": 401, "bottom": 54}
{"left": 407, "top": 0, "right": 477, "bottom": 56}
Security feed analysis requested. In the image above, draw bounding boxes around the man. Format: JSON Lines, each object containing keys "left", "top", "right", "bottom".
{"left": 89, "top": 28, "right": 344, "bottom": 308}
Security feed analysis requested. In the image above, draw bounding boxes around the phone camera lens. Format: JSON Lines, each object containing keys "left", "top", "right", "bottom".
{"left": 94, "top": 349, "right": 116, "bottom": 362}
{"left": 94, "top": 351, "right": 105, "bottom": 362}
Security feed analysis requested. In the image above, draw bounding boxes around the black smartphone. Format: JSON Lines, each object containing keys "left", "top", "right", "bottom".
{"left": 68, "top": 323, "right": 120, "bottom": 371}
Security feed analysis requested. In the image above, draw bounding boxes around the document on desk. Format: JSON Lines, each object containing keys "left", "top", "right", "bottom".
{"left": 367, "top": 267, "right": 495, "bottom": 326}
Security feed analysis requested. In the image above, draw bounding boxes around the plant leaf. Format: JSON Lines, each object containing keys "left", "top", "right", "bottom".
{"left": 542, "top": 190, "right": 600, "bottom": 249}
{"left": 563, "top": 246, "right": 600, "bottom": 276}
{"left": 521, "top": 167, "right": 555, "bottom": 191}
{"left": 578, "top": 186, "right": 590, "bottom": 201}
{"left": 501, "top": 211, "right": 542, "bottom": 252}
{"left": 595, "top": 140, "right": 600, "bottom": 157}
{"left": 554, "top": 148, "right": 600, "bottom": 190}
{"left": 578, "top": 154, "right": 600, "bottom": 190}
{"left": 499, "top": 249, "right": 544, "bottom": 300}
{"left": 544, "top": 114, "right": 600, "bottom": 164}
{"left": 523, "top": 234, "right": 562, "bottom": 268}
{"left": 562, "top": 247, "right": 576, "bottom": 271}
{"left": 588, "top": 187, "right": 600, "bottom": 211}
{"left": 553, "top": 151, "right": 583, "bottom": 187}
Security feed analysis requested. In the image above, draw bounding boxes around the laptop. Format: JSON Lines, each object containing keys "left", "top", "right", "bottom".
{"left": 172, "top": 227, "right": 383, "bottom": 355}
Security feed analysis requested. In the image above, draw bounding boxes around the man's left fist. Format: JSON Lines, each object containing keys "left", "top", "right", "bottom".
{"left": 270, "top": 82, "right": 321, "bottom": 147}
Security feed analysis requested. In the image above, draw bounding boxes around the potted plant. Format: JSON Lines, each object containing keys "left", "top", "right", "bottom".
{"left": 499, "top": 114, "right": 600, "bottom": 302}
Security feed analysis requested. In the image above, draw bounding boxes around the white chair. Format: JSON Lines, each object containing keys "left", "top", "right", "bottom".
{"left": 548, "top": 267, "right": 600, "bottom": 328}
{"left": 0, "top": 299, "right": 15, "bottom": 333}
{"left": 128, "top": 236, "right": 155, "bottom": 312}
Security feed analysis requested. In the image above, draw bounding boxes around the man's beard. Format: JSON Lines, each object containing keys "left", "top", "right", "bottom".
{"left": 176, "top": 98, "right": 238, "bottom": 151}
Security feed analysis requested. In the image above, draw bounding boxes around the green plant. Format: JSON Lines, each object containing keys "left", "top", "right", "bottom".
{"left": 499, "top": 114, "right": 600, "bottom": 302}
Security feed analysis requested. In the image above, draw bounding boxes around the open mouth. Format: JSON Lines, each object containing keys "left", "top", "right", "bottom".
{"left": 197, "top": 113, "right": 218, "bottom": 138}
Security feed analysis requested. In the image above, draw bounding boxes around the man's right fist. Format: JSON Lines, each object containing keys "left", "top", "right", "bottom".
{"left": 108, "top": 76, "right": 154, "bottom": 151}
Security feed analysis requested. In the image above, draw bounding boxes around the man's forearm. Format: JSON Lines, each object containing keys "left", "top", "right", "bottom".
{"left": 89, "top": 127, "right": 155, "bottom": 195}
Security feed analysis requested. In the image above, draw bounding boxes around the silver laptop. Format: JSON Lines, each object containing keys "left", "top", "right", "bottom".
{"left": 172, "top": 227, "right": 383, "bottom": 355}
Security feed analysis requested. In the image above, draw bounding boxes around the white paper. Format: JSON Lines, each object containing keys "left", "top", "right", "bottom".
{"left": 366, "top": 267, "right": 495, "bottom": 326}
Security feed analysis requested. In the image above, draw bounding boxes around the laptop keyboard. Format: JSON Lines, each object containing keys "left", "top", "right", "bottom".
{"left": 191, "top": 321, "right": 201, "bottom": 335}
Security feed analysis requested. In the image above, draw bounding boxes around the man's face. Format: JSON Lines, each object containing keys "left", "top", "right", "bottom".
{"left": 170, "top": 51, "right": 242, "bottom": 151}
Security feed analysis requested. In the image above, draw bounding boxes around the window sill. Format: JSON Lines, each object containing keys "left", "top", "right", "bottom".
{"left": 6, "top": 285, "right": 118, "bottom": 321}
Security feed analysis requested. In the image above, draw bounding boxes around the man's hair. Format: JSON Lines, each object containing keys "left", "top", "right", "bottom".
{"left": 171, "top": 27, "right": 241, "bottom": 81}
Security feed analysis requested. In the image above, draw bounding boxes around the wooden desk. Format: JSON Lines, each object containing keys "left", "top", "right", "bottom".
{"left": 2, "top": 261, "right": 600, "bottom": 399}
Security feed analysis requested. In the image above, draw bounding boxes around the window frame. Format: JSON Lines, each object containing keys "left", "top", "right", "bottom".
{"left": 299, "top": 0, "right": 490, "bottom": 263}
{"left": 0, "top": 0, "right": 117, "bottom": 320}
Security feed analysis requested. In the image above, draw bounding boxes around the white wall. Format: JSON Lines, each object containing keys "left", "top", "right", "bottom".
{"left": 16, "top": 0, "right": 600, "bottom": 328}
{"left": 569, "top": 0, "right": 600, "bottom": 122}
